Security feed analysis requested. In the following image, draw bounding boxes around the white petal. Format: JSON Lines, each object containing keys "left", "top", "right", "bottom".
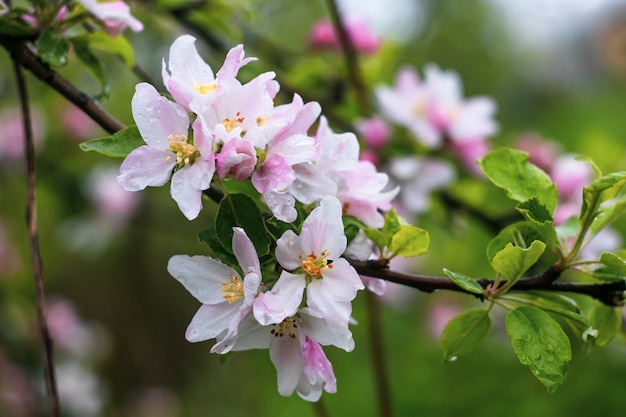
{"left": 117, "top": 146, "right": 175, "bottom": 191}
{"left": 167, "top": 255, "right": 238, "bottom": 304}
{"left": 185, "top": 303, "right": 237, "bottom": 342}
{"left": 253, "top": 272, "right": 306, "bottom": 325}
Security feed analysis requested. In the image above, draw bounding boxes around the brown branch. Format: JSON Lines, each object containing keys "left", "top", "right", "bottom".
{"left": 325, "top": 0, "right": 372, "bottom": 116}
{"left": 351, "top": 260, "right": 626, "bottom": 307}
{"left": 13, "top": 59, "right": 60, "bottom": 417}
{"left": 0, "top": 35, "right": 125, "bottom": 135}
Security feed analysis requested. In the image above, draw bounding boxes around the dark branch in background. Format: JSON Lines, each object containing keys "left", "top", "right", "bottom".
{"left": 0, "top": 35, "right": 125, "bottom": 134}
{"left": 13, "top": 59, "right": 61, "bottom": 417}
{"left": 440, "top": 191, "right": 523, "bottom": 234}
{"left": 325, "top": 0, "right": 372, "bottom": 116}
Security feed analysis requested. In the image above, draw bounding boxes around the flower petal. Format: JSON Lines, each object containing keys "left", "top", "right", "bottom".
{"left": 167, "top": 255, "right": 238, "bottom": 305}
{"left": 253, "top": 272, "right": 306, "bottom": 325}
{"left": 185, "top": 303, "right": 238, "bottom": 342}
{"left": 117, "top": 145, "right": 175, "bottom": 191}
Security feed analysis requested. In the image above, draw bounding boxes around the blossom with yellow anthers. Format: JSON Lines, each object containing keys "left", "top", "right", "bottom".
{"left": 270, "top": 317, "right": 298, "bottom": 339}
{"left": 194, "top": 81, "right": 217, "bottom": 95}
{"left": 256, "top": 114, "right": 272, "bottom": 127}
{"left": 166, "top": 134, "right": 198, "bottom": 165}
{"left": 222, "top": 111, "right": 246, "bottom": 133}
{"left": 221, "top": 274, "right": 244, "bottom": 304}
{"left": 301, "top": 250, "right": 332, "bottom": 278}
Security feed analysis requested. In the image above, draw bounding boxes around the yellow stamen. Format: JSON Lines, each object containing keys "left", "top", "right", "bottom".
{"left": 270, "top": 317, "right": 298, "bottom": 339}
{"left": 221, "top": 274, "right": 244, "bottom": 304}
{"left": 222, "top": 112, "right": 245, "bottom": 133}
{"left": 301, "top": 250, "right": 332, "bottom": 277}
{"left": 167, "top": 134, "right": 197, "bottom": 165}
{"left": 194, "top": 82, "right": 217, "bottom": 95}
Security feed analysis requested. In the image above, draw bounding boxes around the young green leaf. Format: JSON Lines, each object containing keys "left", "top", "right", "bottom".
{"left": 197, "top": 228, "right": 237, "bottom": 266}
{"left": 86, "top": 32, "right": 135, "bottom": 67}
{"left": 580, "top": 172, "right": 626, "bottom": 230}
{"left": 79, "top": 125, "right": 144, "bottom": 158}
{"left": 478, "top": 148, "right": 558, "bottom": 213}
{"left": 215, "top": 194, "right": 270, "bottom": 257}
{"left": 487, "top": 222, "right": 554, "bottom": 265}
{"left": 72, "top": 38, "right": 108, "bottom": 95}
{"left": 363, "top": 228, "right": 386, "bottom": 254}
{"left": 490, "top": 240, "right": 546, "bottom": 281}
{"left": 590, "top": 199, "right": 626, "bottom": 235}
{"left": 592, "top": 252, "right": 626, "bottom": 282}
{"left": 505, "top": 306, "right": 572, "bottom": 394}
{"left": 0, "top": 19, "right": 35, "bottom": 36}
{"left": 443, "top": 269, "right": 484, "bottom": 295}
{"left": 590, "top": 305, "right": 621, "bottom": 347}
{"left": 439, "top": 308, "right": 491, "bottom": 362}
{"left": 389, "top": 225, "right": 429, "bottom": 258}
{"left": 382, "top": 208, "right": 402, "bottom": 246}
{"left": 36, "top": 30, "right": 70, "bottom": 67}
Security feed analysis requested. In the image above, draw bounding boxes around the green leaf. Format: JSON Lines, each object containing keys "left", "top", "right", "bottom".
{"left": 592, "top": 252, "right": 626, "bottom": 282}
{"left": 486, "top": 222, "right": 553, "bottom": 263}
{"left": 590, "top": 198, "right": 626, "bottom": 235}
{"left": 343, "top": 215, "right": 366, "bottom": 245}
{"left": 501, "top": 294, "right": 591, "bottom": 330}
{"left": 36, "top": 30, "right": 70, "bottom": 67}
{"left": 576, "top": 156, "right": 603, "bottom": 179}
{"left": 72, "top": 38, "right": 108, "bottom": 95}
{"left": 443, "top": 269, "right": 484, "bottom": 295}
{"left": 490, "top": 240, "right": 546, "bottom": 280}
{"left": 439, "top": 308, "right": 491, "bottom": 362}
{"left": 478, "top": 148, "right": 558, "bottom": 213}
{"left": 506, "top": 306, "right": 572, "bottom": 393}
{"left": 590, "top": 305, "right": 621, "bottom": 347}
{"left": 86, "top": 32, "right": 135, "bottom": 67}
{"left": 516, "top": 198, "right": 553, "bottom": 223}
{"left": 216, "top": 194, "right": 270, "bottom": 257}
{"left": 382, "top": 209, "right": 402, "bottom": 246}
{"left": 389, "top": 225, "right": 429, "bottom": 258}
{"left": 197, "top": 228, "right": 237, "bottom": 266}
{"left": 79, "top": 125, "right": 144, "bottom": 158}
{"left": 363, "top": 228, "right": 386, "bottom": 254}
{"left": 0, "top": 19, "right": 35, "bottom": 36}
{"left": 580, "top": 172, "right": 626, "bottom": 230}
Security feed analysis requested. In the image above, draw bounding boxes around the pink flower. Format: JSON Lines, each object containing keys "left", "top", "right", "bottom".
{"left": 310, "top": 18, "right": 381, "bottom": 55}
{"left": 87, "top": 166, "right": 139, "bottom": 220}
{"left": 355, "top": 116, "right": 391, "bottom": 149}
{"left": 168, "top": 228, "right": 261, "bottom": 354}
{"left": 515, "top": 133, "right": 561, "bottom": 172}
{"left": 78, "top": 0, "right": 143, "bottom": 37}
{"left": 161, "top": 35, "right": 258, "bottom": 112}
{"left": 117, "top": 83, "right": 215, "bottom": 220}
{"left": 0, "top": 107, "right": 45, "bottom": 163}
{"left": 253, "top": 197, "right": 364, "bottom": 325}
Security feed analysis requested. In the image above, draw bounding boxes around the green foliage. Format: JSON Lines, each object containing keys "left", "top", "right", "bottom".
{"left": 589, "top": 305, "right": 621, "bottom": 347}
{"left": 72, "top": 37, "right": 109, "bottom": 97}
{"left": 215, "top": 193, "right": 271, "bottom": 257}
{"left": 36, "top": 30, "right": 70, "bottom": 67}
{"left": 506, "top": 306, "right": 572, "bottom": 394}
{"left": 0, "top": 18, "right": 34, "bottom": 36}
{"left": 478, "top": 148, "right": 558, "bottom": 214}
{"left": 490, "top": 240, "right": 546, "bottom": 281}
{"left": 85, "top": 32, "right": 135, "bottom": 67}
{"left": 198, "top": 228, "right": 238, "bottom": 266}
{"left": 439, "top": 308, "right": 491, "bottom": 362}
{"left": 580, "top": 172, "right": 626, "bottom": 236}
{"left": 592, "top": 252, "right": 626, "bottom": 282}
{"left": 364, "top": 209, "right": 429, "bottom": 259}
{"left": 486, "top": 222, "right": 553, "bottom": 267}
{"left": 443, "top": 268, "right": 484, "bottom": 295}
{"left": 79, "top": 125, "right": 144, "bottom": 158}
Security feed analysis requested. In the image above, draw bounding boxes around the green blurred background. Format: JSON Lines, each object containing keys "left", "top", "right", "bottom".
{"left": 2, "top": 0, "right": 626, "bottom": 416}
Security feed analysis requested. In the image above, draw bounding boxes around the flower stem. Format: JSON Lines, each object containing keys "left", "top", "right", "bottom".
{"left": 13, "top": 60, "right": 60, "bottom": 417}
{"left": 311, "top": 397, "right": 331, "bottom": 417}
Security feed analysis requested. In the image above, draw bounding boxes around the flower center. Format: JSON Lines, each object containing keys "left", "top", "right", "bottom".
{"left": 194, "top": 82, "right": 217, "bottom": 95}
{"left": 221, "top": 274, "right": 244, "bottom": 304}
{"left": 270, "top": 317, "right": 298, "bottom": 339}
{"left": 256, "top": 114, "right": 272, "bottom": 126}
{"left": 167, "top": 134, "right": 199, "bottom": 166}
{"left": 301, "top": 250, "right": 332, "bottom": 278}
{"left": 222, "top": 112, "right": 245, "bottom": 133}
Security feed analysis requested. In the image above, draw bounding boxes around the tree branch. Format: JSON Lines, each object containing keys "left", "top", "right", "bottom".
{"left": 0, "top": 35, "right": 125, "bottom": 135}
{"left": 13, "top": 57, "right": 60, "bottom": 417}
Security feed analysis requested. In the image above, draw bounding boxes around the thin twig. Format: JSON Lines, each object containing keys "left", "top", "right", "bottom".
{"left": 325, "top": 0, "right": 372, "bottom": 116}
{"left": 311, "top": 397, "right": 331, "bottom": 417}
{"left": 13, "top": 59, "right": 60, "bottom": 417}
{"left": 365, "top": 291, "right": 393, "bottom": 417}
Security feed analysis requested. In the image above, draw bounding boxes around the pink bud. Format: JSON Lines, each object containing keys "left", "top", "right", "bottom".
{"left": 356, "top": 116, "right": 391, "bottom": 148}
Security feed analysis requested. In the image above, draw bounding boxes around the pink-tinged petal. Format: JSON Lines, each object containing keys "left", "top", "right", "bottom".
{"left": 170, "top": 161, "right": 214, "bottom": 220}
{"left": 117, "top": 146, "right": 175, "bottom": 191}
{"left": 216, "top": 44, "right": 257, "bottom": 80}
{"left": 191, "top": 118, "right": 214, "bottom": 156}
{"left": 290, "top": 164, "right": 338, "bottom": 205}
{"left": 270, "top": 134, "right": 319, "bottom": 166}
{"left": 215, "top": 139, "right": 256, "bottom": 180}
{"left": 210, "top": 307, "right": 253, "bottom": 354}
{"left": 230, "top": 314, "right": 272, "bottom": 351}
{"left": 276, "top": 230, "right": 305, "bottom": 270}
{"left": 263, "top": 191, "right": 297, "bottom": 223}
{"left": 299, "top": 308, "right": 354, "bottom": 352}
{"left": 449, "top": 97, "right": 498, "bottom": 142}
{"left": 232, "top": 227, "right": 260, "bottom": 277}
{"left": 270, "top": 332, "right": 303, "bottom": 397}
{"left": 252, "top": 154, "right": 295, "bottom": 194}
{"left": 167, "top": 255, "right": 238, "bottom": 305}
{"left": 185, "top": 303, "right": 238, "bottom": 342}
{"left": 396, "top": 66, "right": 422, "bottom": 91}
{"left": 132, "top": 83, "right": 189, "bottom": 149}
{"left": 242, "top": 272, "right": 261, "bottom": 308}
{"left": 361, "top": 277, "right": 388, "bottom": 296}
{"left": 253, "top": 272, "right": 306, "bottom": 325}
{"left": 355, "top": 117, "right": 391, "bottom": 149}
{"left": 273, "top": 99, "right": 322, "bottom": 142}
{"left": 167, "top": 35, "right": 214, "bottom": 91}
{"left": 305, "top": 261, "right": 363, "bottom": 322}
{"left": 299, "top": 197, "right": 346, "bottom": 257}
{"left": 300, "top": 337, "right": 336, "bottom": 397}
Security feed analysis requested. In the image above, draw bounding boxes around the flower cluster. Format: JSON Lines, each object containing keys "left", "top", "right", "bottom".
{"left": 118, "top": 35, "right": 399, "bottom": 399}
{"left": 375, "top": 64, "right": 499, "bottom": 174}
{"left": 168, "top": 197, "right": 364, "bottom": 400}
{"left": 118, "top": 35, "right": 397, "bottom": 224}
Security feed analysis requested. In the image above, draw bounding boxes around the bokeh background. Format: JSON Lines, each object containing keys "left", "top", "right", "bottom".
{"left": 2, "top": 0, "right": 626, "bottom": 416}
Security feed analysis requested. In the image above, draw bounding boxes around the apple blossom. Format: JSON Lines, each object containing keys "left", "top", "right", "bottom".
{"left": 253, "top": 197, "right": 364, "bottom": 325}
{"left": 168, "top": 227, "right": 261, "bottom": 354}
{"left": 117, "top": 83, "right": 215, "bottom": 220}
{"left": 78, "top": 0, "right": 143, "bottom": 37}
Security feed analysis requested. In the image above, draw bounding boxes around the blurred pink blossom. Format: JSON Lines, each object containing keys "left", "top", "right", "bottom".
{"left": 78, "top": 0, "right": 143, "bottom": 37}
{"left": 355, "top": 116, "right": 391, "bottom": 149}
{"left": 0, "top": 220, "right": 20, "bottom": 277}
{"left": 60, "top": 103, "right": 102, "bottom": 141}
{"left": 310, "top": 18, "right": 381, "bottom": 55}
{"left": 88, "top": 166, "right": 140, "bottom": 220}
{"left": 425, "top": 298, "right": 462, "bottom": 339}
{"left": 0, "top": 107, "right": 45, "bottom": 162}
{"left": 515, "top": 133, "right": 561, "bottom": 172}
